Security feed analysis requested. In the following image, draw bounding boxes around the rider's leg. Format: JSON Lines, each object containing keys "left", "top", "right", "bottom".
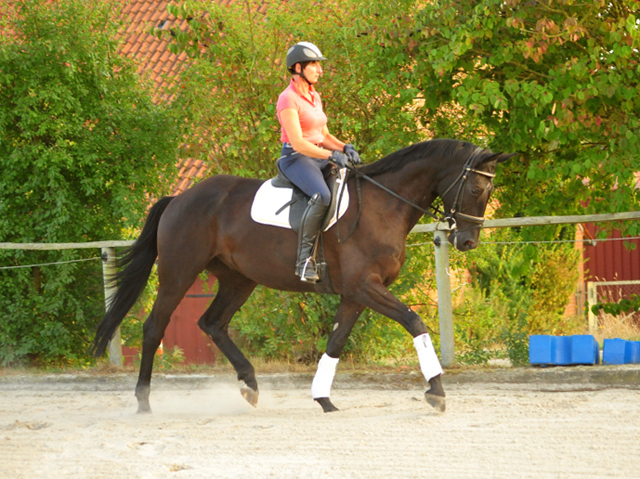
{"left": 278, "top": 152, "right": 332, "bottom": 204}
{"left": 295, "top": 193, "right": 329, "bottom": 282}
{"left": 279, "top": 152, "right": 331, "bottom": 282}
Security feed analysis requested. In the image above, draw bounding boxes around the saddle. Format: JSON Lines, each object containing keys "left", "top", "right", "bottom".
{"left": 250, "top": 160, "right": 351, "bottom": 294}
{"left": 250, "top": 161, "right": 350, "bottom": 234}
{"left": 272, "top": 160, "right": 346, "bottom": 233}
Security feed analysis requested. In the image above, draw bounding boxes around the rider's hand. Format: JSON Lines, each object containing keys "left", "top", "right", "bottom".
{"left": 343, "top": 144, "right": 362, "bottom": 164}
{"left": 329, "top": 150, "right": 350, "bottom": 168}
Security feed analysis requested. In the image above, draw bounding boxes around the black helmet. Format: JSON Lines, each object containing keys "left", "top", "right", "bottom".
{"left": 286, "top": 42, "right": 327, "bottom": 71}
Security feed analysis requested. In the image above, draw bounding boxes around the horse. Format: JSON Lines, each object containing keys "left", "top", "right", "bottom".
{"left": 92, "top": 138, "right": 514, "bottom": 414}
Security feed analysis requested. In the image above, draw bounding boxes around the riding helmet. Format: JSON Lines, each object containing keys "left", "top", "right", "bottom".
{"left": 286, "top": 42, "right": 327, "bottom": 72}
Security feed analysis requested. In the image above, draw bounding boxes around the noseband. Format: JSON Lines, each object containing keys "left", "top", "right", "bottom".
{"left": 438, "top": 148, "right": 495, "bottom": 230}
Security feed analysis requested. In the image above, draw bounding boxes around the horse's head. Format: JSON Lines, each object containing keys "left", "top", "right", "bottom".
{"left": 438, "top": 149, "right": 515, "bottom": 251}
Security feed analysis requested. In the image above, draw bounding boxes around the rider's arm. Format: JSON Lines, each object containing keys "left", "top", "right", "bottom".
{"left": 320, "top": 125, "right": 346, "bottom": 153}
{"left": 280, "top": 108, "right": 332, "bottom": 160}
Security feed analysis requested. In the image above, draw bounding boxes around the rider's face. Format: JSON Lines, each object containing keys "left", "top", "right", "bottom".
{"left": 301, "top": 61, "right": 323, "bottom": 83}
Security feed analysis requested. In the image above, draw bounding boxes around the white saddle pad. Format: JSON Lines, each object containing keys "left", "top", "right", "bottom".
{"left": 251, "top": 168, "right": 350, "bottom": 231}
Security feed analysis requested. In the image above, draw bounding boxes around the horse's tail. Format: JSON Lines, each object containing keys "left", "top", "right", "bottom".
{"left": 92, "top": 196, "right": 175, "bottom": 357}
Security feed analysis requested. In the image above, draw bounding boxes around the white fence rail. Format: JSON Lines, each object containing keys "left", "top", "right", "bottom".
{"left": 1, "top": 211, "right": 639, "bottom": 367}
{"left": 0, "top": 240, "right": 133, "bottom": 250}
{"left": 410, "top": 211, "right": 640, "bottom": 233}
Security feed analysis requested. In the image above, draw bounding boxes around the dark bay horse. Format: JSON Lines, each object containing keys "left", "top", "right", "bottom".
{"left": 93, "top": 138, "right": 513, "bottom": 413}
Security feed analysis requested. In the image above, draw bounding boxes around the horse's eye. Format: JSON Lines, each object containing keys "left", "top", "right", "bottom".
{"left": 471, "top": 187, "right": 482, "bottom": 196}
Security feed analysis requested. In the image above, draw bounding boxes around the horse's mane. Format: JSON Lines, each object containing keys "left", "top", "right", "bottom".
{"left": 360, "top": 139, "right": 477, "bottom": 178}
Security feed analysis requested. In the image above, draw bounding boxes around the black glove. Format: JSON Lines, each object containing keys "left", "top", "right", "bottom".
{"left": 343, "top": 144, "right": 362, "bottom": 164}
{"left": 329, "top": 150, "right": 350, "bottom": 168}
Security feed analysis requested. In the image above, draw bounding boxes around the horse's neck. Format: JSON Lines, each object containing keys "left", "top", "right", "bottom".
{"left": 379, "top": 158, "right": 440, "bottom": 229}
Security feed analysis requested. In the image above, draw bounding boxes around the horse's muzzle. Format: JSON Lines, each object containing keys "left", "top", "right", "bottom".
{"left": 448, "top": 229, "right": 480, "bottom": 252}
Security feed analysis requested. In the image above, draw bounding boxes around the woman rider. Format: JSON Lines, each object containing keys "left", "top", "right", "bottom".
{"left": 277, "top": 42, "right": 361, "bottom": 283}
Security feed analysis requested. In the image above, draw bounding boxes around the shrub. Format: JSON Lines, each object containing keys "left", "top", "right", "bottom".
{"left": 454, "top": 227, "right": 582, "bottom": 364}
{"left": 0, "top": 0, "right": 178, "bottom": 365}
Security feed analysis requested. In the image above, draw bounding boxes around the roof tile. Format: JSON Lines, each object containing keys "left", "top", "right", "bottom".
{"left": 120, "top": 1, "right": 268, "bottom": 194}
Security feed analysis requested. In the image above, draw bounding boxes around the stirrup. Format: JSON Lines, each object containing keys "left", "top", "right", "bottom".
{"left": 296, "top": 257, "right": 320, "bottom": 283}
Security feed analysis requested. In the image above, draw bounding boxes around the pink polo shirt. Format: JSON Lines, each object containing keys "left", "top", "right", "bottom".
{"left": 276, "top": 80, "right": 327, "bottom": 145}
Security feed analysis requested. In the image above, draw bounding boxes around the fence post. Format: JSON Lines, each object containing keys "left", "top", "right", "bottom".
{"left": 433, "top": 229, "right": 455, "bottom": 367}
{"left": 587, "top": 281, "right": 597, "bottom": 334}
{"left": 101, "top": 247, "right": 122, "bottom": 366}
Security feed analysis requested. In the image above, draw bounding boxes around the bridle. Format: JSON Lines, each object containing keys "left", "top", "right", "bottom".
{"left": 437, "top": 147, "right": 496, "bottom": 230}
{"left": 341, "top": 147, "right": 495, "bottom": 238}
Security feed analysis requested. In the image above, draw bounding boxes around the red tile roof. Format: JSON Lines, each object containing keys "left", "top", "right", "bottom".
{"left": 120, "top": 0, "right": 190, "bottom": 103}
{"left": 174, "top": 158, "right": 210, "bottom": 195}
{"left": 120, "top": 0, "right": 211, "bottom": 194}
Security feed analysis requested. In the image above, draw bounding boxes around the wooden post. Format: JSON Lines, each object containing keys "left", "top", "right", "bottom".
{"left": 101, "top": 247, "right": 122, "bottom": 366}
{"left": 587, "top": 281, "right": 597, "bottom": 334}
{"left": 433, "top": 229, "right": 455, "bottom": 367}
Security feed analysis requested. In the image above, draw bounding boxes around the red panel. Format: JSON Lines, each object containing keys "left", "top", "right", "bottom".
{"left": 583, "top": 225, "right": 640, "bottom": 281}
{"left": 163, "top": 276, "right": 219, "bottom": 364}
{"left": 122, "top": 345, "right": 139, "bottom": 367}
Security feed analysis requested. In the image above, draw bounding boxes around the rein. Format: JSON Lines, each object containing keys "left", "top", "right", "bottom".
{"left": 336, "top": 147, "right": 495, "bottom": 240}
{"left": 347, "top": 167, "right": 440, "bottom": 221}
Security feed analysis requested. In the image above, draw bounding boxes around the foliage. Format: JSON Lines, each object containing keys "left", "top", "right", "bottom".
{"left": 528, "top": 246, "right": 581, "bottom": 333}
{"left": 470, "top": 228, "right": 581, "bottom": 333}
{"left": 0, "top": 0, "right": 179, "bottom": 365}
{"left": 233, "top": 288, "right": 341, "bottom": 363}
{"left": 361, "top": 0, "right": 640, "bottom": 237}
{"left": 591, "top": 294, "right": 640, "bottom": 317}
{"left": 452, "top": 285, "right": 506, "bottom": 365}
{"left": 156, "top": 0, "right": 422, "bottom": 177}
{"left": 501, "top": 310, "right": 531, "bottom": 367}
{"left": 448, "top": 227, "right": 582, "bottom": 364}
{"left": 155, "top": 346, "right": 186, "bottom": 370}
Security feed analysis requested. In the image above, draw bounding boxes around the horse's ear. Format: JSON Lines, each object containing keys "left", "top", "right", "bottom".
{"left": 495, "top": 152, "right": 516, "bottom": 163}
{"left": 478, "top": 152, "right": 516, "bottom": 166}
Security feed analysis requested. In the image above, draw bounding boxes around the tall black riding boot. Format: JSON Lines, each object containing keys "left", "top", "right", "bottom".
{"left": 295, "top": 193, "right": 329, "bottom": 283}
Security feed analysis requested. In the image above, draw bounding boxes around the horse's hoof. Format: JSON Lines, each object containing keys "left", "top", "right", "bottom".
{"left": 241, "top": 386, "right": 259, "bottom": 407}
{"left": 425, "top": 392, "right": 446, "bottom": 412}
{"left": 314, "top": 397, "right": 339, "bottom": 413}
{"left": 136, "top": 403, "right": 152, "bottom": 414}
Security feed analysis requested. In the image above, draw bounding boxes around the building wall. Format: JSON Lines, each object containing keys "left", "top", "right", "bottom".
{"left": 583, "top": 225, "right": 640, "bottom": 282}
{"left": 163, "top": 275, "right": 218, "bottom": 364}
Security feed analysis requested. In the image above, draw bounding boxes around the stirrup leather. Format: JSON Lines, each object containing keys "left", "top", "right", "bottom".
{"left": 296, "top": 256, "right": 320, "bottom": 283}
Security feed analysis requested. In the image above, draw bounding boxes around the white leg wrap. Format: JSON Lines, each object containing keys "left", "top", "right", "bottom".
{"left": 413, "top": 333, "right": 444, "bottom": 382}
{"left": 311, "top": 353, "right": 339, "bottom": 399}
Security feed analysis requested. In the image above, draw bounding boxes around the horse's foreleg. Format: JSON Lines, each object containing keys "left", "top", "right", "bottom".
{"left": 197, "top": 272, "right": 258, "bottom": 407}
{"left": 312, "top": 298, "right": 365, "bottom": 413}
{"left": 352, "top": 278, "right": 446, "bottom": 412}
{"left": 413, "top": 333, "right": 445, "bottom": 412}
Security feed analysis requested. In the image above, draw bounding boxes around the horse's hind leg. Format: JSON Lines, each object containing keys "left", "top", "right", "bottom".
{"left": 197, "top": 269, "right": 258, "bottom": 406}
{"left": 312, "top": 298, "right": 365, "bottom": 413}
{"left": 135, "top": 285, "right": 191, "bottom": 413}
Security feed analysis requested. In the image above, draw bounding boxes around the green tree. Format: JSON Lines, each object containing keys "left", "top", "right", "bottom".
{"left": 0, "top": 0, "right": 179, "bottom": 365}
{"left": 157, "top": 0, "right": 422, "bottom": 177}
{"left": 362, "top": 0, "right": 640, "bottom": 237}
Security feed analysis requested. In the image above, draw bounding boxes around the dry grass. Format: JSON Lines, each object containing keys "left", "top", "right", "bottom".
{"left": 593, "top": 312, "right": 640, "bottom": 345}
